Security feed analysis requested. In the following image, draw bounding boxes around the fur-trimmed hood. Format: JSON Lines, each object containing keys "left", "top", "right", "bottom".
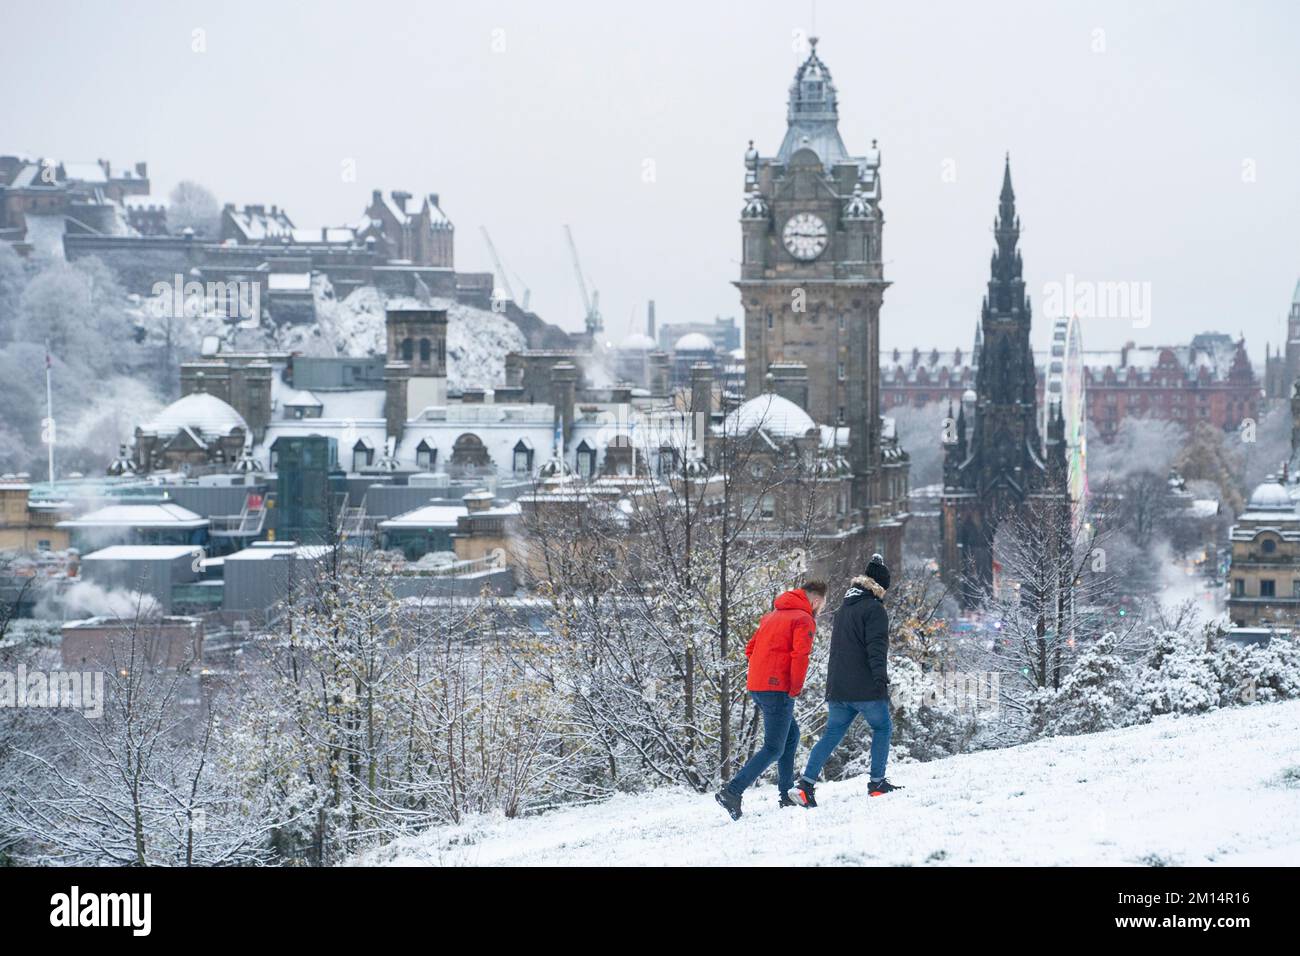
{"left": 846, "top": 575, "right": 886, "bottom": 601}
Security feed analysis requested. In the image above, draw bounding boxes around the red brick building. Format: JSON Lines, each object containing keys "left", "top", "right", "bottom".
{"left": 880, "top": 346, "right": 977, "bottom": 409}
{"left": 880, "top": 331, "right": 1261, "bottom": 441}
{"left": 1080, "top": 334, "right": 1259, "bottom": 441}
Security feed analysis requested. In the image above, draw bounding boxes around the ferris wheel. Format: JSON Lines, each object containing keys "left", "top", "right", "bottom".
{"left": 1042, "top": 315, "right": 1088, "bottom": 511}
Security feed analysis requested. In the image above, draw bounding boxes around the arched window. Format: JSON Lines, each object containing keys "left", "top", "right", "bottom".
{"left": 419, "top": 338, "right": 431, "bottom": 363}
{"left": 450, "top": 433, "right": 492, "bottom": 468}
{"left": 401, "top": 337, "right": 414, "bottom": 362}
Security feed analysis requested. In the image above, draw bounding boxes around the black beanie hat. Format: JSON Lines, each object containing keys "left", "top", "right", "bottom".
{"left": 865, "top": 553, "right": 890, "bottom": 590}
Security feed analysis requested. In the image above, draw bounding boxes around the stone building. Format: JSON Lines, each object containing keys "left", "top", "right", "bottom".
{"left": 734, "top": 38, "right": 907, "bottom": 566}
{"left": 1226, "top": 478, "right": 1300, "bottom": 628}
{"left": 134, "top": 393, "right": 251, "bottom": 474}
{"left": 363, "top": 190, "right": 454, "bottom": 268}
{"left": 1264, "top": 280, "right": 1300, "bottom": 400}
{"left": 0, "top": 156, "right": 150, "bottom": 245}
{"left": 0, "top": 479, "right": 70, "bottom": 552}
{"left": 941, "top": 158, "right": 1069, "bottom": 600}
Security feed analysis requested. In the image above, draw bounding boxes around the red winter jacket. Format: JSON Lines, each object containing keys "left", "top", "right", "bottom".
{"left": 745, "top": 588, "right": 817, "bottom": 696}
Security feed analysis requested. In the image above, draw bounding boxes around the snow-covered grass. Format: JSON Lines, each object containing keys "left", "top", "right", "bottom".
{"left": 355, "top": 701, "right": 1300, "bottom": 866}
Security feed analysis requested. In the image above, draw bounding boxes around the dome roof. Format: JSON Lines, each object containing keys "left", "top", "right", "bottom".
{"left": 141, "top": 393, "right": 248, "bottom": 439}
{"left": 621, "top": 332, "right": 656, "bottom": 351}
{"left": 674, "top": 332, "right": 714, "bottom": 352}
{"left": 1246, "top": 479, "right": 1294, "bottom": 512}
{"left": 723, "top": 393, "right": 817, "bottom": 439}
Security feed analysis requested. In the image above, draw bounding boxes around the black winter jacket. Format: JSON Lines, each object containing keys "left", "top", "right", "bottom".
{"left": 824, "top": 575, "right": 890, "bottom": 702}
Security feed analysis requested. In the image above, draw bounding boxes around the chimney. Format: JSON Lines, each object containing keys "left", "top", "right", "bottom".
{"left": 135, "top": 161, "right": 148, "bottom": 178}
{"left": 384, "top": 362, "right": 410, "bottom": 444}
{"left": 552, "top": 362, "right": 578, "bottom": 445}
{"left": 648, "top": 350, "right": 670, "bottom": 397}
{"left": 464, "top": 489, "right": 494, "bottom": 514}
{"left": 690, "top": 362, "right": 714, "bottom": 446}
{"left": 371, "top": 189, "right": 383, "bottom": 205}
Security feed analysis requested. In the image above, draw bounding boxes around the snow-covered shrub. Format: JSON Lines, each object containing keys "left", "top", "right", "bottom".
{"left": 888, "top": 657, "right": 981, "bottom": 762}
{"left": 1046, "top": 631, "right": 1135, "bottom": 736}
{"left": 1130, "top": 629, "right": 1220, "bottom": 719}
{"left": 1209, "top": 638, "right": 1300, "bottom": 707}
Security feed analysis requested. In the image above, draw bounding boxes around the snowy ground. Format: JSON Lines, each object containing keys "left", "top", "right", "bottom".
{"left": 357, "top": 701, "right": 1300, "bottom": 866}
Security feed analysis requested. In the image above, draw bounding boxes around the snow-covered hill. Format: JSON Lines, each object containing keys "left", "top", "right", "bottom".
{"left": 356, "top": 701, "right": 1300, "bottom": 866}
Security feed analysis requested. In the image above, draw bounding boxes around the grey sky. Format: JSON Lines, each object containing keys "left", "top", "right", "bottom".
{"left": 3, "top": 0, "right": 1297, "bottom": 357}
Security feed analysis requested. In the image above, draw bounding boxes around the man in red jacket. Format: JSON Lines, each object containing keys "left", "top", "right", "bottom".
{"left": 715, "top": 579, "right": 827, "bottom": 820}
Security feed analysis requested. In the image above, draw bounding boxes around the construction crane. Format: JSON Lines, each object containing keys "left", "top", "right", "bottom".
{"left": 564, "top": 224, "right": 603, "bottom": 337}
{"left": 480, "top": 227, "right": 531, "bottom": 310}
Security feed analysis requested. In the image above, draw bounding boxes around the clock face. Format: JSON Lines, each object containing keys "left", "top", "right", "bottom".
{"left": 782, "top": 213, "right": 829, "bottom": 261}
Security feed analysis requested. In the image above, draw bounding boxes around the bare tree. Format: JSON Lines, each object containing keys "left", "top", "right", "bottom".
{"left": 0, "top": 612, "right": 280, "bottom": 865}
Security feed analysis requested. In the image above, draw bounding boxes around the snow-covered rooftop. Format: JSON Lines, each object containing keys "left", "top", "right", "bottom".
{"left": 82, "top": 544, "right": 201, "bottom": 561}
{"left": 723, "top": 393, "right": 818, "bottom": 439}
{"left": 140, "top": 393, "right": 248, "bottom": 439}
{"left": 58, "top": 503, "right": 207, "bottom": 529}
{"left": 673, "top": 332, "right": 714, "bottom": 352}
{"left": 379, "top": 504, "right": 468, "bottom": 530}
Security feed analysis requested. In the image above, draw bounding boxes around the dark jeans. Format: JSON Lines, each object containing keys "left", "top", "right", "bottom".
{"left": 802, "top": 699, "right": 892, "bottom": 783}
{"left": 725, "top": 690, "right": 799, "bottom": 795}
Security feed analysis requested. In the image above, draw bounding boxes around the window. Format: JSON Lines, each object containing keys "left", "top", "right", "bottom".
{"left": 401, "top": 337, "right": 414, "bottom": 362}
{"left": 37, "top": 539, "right": 51, "bottom": 551}
{"left": 766, "top": 312, "right": 774, "bottom": 330}
{"left": 1292, "top": 580, "right": 1300, "bottom": 598}
{"left": 837, "top": 363, "right": 846, "bottom": 381}
{"left": 1260, "top": 579, "right": 1276, "bottom": 598}
{"left": 576, "top": 441, "right": 597, "bottom": 479}
{"left": 838, "top": 314, "right": 846, "bottom": 331}
{"left": 513, "top": 440, "right": 534, "bottom": 474}
{"left": 760, "top": 495, "right": 776, "bottom": 520}
{"left": 419, "top": 338, "right": 431, "bottom": 363}
{"left": 1233, "top": 579, "right": 1245, "bottom": 597}
{"left": 658, "top": 446, "right": 678, "bottom": 476}
{"left": 416, "top": 441, "right": 436, "bottom": 470}
{"left": 352, "top": 441, "right": 373, "bottom": 472}
{"left": 1262, "top": 538, "right": 1277, "bottom": 554}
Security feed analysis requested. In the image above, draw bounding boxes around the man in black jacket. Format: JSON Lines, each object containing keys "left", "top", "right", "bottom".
{"left": 791, "top": 555, "right": 902, "bottom": 807}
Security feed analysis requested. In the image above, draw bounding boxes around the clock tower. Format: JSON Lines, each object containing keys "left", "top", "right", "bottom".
{"left": 736, "top": 38, "right": 903, "bottom": 563}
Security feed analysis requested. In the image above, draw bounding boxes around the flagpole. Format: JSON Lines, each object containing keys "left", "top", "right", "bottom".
{"left": 44, "top": 342, "right": 55, "bottom": 489}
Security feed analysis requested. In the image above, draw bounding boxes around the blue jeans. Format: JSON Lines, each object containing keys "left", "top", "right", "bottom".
{"left": 802, "top": 699, "right": 892, "bottom": 783}
{"left": 726, "top": 691, "right": 799, "bottom": 795}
